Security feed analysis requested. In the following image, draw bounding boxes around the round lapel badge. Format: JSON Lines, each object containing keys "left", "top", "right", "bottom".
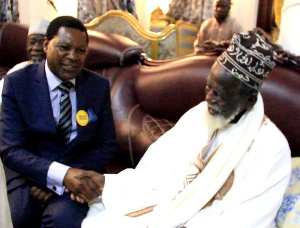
{"left": 76, "top": 110, "right": 89, "bottom": 126}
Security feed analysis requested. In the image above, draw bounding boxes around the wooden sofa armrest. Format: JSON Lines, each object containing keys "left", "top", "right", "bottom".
{"left": 85, "top": 10, "right": 179, "bottom": 60}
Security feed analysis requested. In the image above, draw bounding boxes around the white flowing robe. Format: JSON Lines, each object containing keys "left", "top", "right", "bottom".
{"left": 1, "top": 61, "right": 31, "bottom": 103}
{"left": 82, "top": 95, "right": 291, "bottom": 228}
{"left": 0, "top": 159, "right": 13, "bottom": 228}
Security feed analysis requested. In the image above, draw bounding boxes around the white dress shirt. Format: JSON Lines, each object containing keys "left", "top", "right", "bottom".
{"left": 45, "top": 61, "right": 77, "bottom": 195}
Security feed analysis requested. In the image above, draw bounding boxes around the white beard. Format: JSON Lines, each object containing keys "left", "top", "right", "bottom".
{"left": 204, "top": 104, "right": 242, "bottom": 136}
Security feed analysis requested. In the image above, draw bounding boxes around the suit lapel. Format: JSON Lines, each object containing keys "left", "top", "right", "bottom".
{"left": 73, "top": 71, "right": 89, "bottom": 144}
{"left": 34, "top": 62, "right": 57, "bottom": 134}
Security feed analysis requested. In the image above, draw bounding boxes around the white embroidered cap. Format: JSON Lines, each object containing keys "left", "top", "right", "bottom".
{"left": 28, "top": 18, "right": 50, "bottom": 36}
{"left": 217, "top": 30, "right": 277, "bottom": 90}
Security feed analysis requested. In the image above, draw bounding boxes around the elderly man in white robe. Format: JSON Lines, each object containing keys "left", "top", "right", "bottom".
{"left": 0, "top": 18, "right": 49, "bottom": 104}
{"left": 81, "top": 30, "right": 292, "bottom": 228}
{"left": 6, "top": 18, "right": 49, "bottom": 74}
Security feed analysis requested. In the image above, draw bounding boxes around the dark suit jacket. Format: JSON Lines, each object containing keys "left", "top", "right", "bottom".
{"left": 0, "top": 62, "right": 117, "bottom": 192}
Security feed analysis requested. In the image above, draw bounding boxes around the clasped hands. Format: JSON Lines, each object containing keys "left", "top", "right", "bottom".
{"left": 63, "top": 168, "right": 105, "bottom": 203}
{"left": 30, "top": 168, "right": 105, "bottom": 206}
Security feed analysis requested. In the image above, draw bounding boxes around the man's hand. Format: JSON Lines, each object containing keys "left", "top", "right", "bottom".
{"left": 203, "top": 40, "right": 220, "bottom": 47}
{"left": 30, "top": 186, "right": 54, "bottom": 207}
{"left": 63, "top": 168, "right": 105, "bottom": 203}
{"left": 65, "top": 188, "right": 85, "bottom": 203}
{"left": 219, "top": 40, "right": 230, "bottom": 47}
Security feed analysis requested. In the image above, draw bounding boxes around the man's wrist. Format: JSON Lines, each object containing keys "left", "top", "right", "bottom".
{"left": 47, "top": 162, "right": 70, "bottom": 195}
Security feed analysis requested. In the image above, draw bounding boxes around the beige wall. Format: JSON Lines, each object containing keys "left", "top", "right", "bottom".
{"left": 18, "top": 0, "right": 258, "bottom": 31}
{"left": 231, "top": 0, "right": 259, "bottom": 31}
{"left": 135, "top": 0, "right": 150, "bottom": 29}
{"left": 135, "top": 0, "right": 173, "bottom": 29}
{"left": 278, "top": 0, "right": 300, "bottom": 55}
{"left": 18, "top": 0, "right": 77, "bottom": 25}
{"left": 136, "top": 0, "right": 259, "bottom": 31}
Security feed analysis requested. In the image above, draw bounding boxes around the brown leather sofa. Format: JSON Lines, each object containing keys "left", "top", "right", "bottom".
{"left": 0, "top": 22, "right": 299, "bottom": 175}
{"left": 0, "top": 22, "right": 143, "bottom": 80}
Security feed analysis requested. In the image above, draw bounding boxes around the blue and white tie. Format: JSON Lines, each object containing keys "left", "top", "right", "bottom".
{"left": 57, "top": 81, "right": 73, "bottom": 144}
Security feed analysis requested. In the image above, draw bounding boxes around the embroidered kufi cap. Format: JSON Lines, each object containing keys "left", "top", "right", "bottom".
{"left": 28, "top": 18, "right": 50, "bottom": 36}
{"left": 217, "top": 30, "right": 277, "bottom": 90}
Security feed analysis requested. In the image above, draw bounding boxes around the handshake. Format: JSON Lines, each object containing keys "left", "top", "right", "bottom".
{"left": 30, "top": 168, "right": 104, "bottom": 206}
{"left": 63, "top": 168, "right": 105, "bottom": 203}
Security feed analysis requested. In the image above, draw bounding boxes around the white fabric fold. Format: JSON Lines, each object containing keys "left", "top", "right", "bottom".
{"left": 148, "top": 93, "right": 264, "bottom": 228}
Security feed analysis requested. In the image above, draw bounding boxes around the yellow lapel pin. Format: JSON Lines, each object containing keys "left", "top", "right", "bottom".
{"left": 76, "top": 110, "right": 89, "bottom": 126}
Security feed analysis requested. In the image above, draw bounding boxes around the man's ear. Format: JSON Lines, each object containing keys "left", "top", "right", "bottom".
{"left": 245, "top": 93, "right": 258, "bottom": 109}
{"left": 43, "top": 38, "right": 49, "bottom": 53}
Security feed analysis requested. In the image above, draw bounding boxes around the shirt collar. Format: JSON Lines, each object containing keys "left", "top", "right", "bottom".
{"left": 45, "top": 61, "right": 76, "bottom": 92}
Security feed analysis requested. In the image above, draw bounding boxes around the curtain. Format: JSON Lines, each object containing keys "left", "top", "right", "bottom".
{"left": 167, "top": 0, "right": 213, "bottom": 25}
{"left": 78, "top": 0, "right": 137, "bottom": 24}
{"left": 0, "top": 0, "right": 19, "bottom": 22}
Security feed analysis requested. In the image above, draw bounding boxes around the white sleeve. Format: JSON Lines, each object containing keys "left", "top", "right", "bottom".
{"left": 6, "top": 62, "right": 29, "bottom": 75}
{"left": 184, "top": 176, "right": 290, "bottom": 228}
{"left": 47, "top": 161, "right": 70, "bottom": 195}
{"left": 184, "top": 121, "right": 291, "bottom": 228}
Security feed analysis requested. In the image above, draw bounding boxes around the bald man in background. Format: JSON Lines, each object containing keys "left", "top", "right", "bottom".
{"left": 194, "top": 0, "right": 243, "bottom": 53}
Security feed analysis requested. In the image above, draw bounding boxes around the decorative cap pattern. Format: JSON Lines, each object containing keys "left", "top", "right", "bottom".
{"left": 217, "top": 30, "right": 277, "bottom": 90}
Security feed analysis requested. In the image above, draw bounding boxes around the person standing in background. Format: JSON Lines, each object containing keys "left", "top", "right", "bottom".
{"left": 194, "top": 0, "right": 242, "bottom": 53}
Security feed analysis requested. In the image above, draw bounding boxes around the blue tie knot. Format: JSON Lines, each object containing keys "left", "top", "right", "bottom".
{"left": 58, "top": 81, "right": 73, "bottom": 94}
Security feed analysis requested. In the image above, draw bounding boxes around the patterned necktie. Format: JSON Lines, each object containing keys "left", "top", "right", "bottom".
{"left": 57, "top": 81, "right": 73, "bottom": 144}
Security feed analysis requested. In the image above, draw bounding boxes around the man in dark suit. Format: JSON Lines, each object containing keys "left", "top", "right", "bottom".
{"left": 0, "top": 16, "right": 116, "bottom": 228}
